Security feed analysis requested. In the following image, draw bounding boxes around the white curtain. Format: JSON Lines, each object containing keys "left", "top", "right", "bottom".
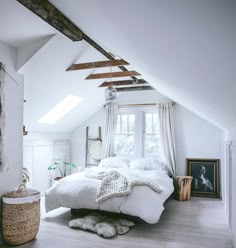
{"left": 101, "top": 102, "right": 118, "bottom": 158}
{"left": 158, "top": 103, "right": 176, "bottom": 176}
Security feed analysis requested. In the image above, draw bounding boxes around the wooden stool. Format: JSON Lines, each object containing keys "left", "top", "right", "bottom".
{"left": 174, "top": 176, "right": 193, "bottom": 201}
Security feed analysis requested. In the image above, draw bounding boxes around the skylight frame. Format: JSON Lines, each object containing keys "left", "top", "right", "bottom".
{"left": 38, "top": 95, "right": 83, "bottom": 124}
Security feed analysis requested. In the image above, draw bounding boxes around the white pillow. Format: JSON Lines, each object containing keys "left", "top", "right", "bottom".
{"left": 98, "top": 157, "right": 129, "bottom": 168}
{"left": 129, "top": 158, "right": 167, "bottom": 171}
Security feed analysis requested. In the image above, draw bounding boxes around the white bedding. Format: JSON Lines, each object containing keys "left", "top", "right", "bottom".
{"left": 45, "top": 167, "right": 174, "bottom": 224}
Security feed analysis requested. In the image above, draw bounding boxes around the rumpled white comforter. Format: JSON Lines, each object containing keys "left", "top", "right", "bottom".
{"left": 45, "top": 167, "right": 174, "bottom": 224}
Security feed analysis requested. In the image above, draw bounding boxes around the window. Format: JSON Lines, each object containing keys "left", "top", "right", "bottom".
{"left": 114, "top": 109, "right": 162, "bottom": 158}
{"left": 39, "top": 95, "right": 83, "bottom": 124}
{"left": 144, "top": 113, "right": 161, "bottom": 158}
{"left": 114, "top": 114, "right": 135, "bottom": 155}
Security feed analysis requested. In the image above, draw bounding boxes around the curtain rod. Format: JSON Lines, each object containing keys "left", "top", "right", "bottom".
{"left": 119, "top": 102, "right": 176, "bottom": 108}
{"left": 0, "top": 62, "right": 19, "bottom": 86}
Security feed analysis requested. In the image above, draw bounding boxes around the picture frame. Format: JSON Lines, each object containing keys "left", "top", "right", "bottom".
{"left": 186, "top": 158, "right": 220, "bottom": 198}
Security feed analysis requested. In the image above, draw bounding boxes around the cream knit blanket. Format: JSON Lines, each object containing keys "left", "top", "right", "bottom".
{"left": 85, "top": 169, "right": 162, "bottom": 203}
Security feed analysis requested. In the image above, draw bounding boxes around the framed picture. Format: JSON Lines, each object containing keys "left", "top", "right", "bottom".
{"left": 186, "top": 158, "right": 220, "bottom": 198}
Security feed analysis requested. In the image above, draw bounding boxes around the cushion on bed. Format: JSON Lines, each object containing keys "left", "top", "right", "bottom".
{"left": 98, "top": 157, "right": 129, "bottom": 168}
{"left": 129, "top": 158, "right": 167, "bottom": 171}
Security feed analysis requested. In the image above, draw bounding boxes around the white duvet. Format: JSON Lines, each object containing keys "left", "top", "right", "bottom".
{"left": 45, "top": 167, "right": 174, "bottom": 224}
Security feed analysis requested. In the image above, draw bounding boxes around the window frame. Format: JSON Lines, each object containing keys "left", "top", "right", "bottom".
{"left": 114, "top": 107, "right": 161, "bottom": 159}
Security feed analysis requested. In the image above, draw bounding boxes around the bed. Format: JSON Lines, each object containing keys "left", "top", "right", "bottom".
{"left": 45, "top": 157, "right": 174, "bottom": 224}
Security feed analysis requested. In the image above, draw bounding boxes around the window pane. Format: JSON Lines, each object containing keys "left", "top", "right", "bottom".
{"left": 121, "top": 115, "right": 128, "bottom": 134}
{"left": 153, "top": 113, "right": 159, "bottom": 133}
{"left": 116, "top": 115, "right": 121, "bottom": 134}
{"left": 145, "top": 113, "right": 152, "bottom": 133}
{"left": 114, "top": 134, "right": 134, "bottom": 155}
{"left": 128, "top": 114, "right": 135, "bottom": 133}
{"left": 115, "top": 114, "right": 136, "bottom": 155}
{"left": 144, "top": 134, "right": 161, "bottom": 157}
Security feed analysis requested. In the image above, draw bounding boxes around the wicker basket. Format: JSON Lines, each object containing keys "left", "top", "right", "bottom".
{"left": 2, "top": 184, "right": 40, "bottom": 245}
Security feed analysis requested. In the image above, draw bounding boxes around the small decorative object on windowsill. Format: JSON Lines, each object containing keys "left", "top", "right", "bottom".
{"left": 174, "top": 176, "right": 193, "bottom": 201}
{"left": 2, "top": 184, "right": 40, "bottom": 245}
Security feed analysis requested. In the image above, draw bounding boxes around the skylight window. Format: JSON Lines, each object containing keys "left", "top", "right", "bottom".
{"left": 39, "top": 95, "right": 83, "bottom": 124}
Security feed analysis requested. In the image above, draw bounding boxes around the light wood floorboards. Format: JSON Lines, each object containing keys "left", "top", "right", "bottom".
{"left": 2, "top": 197, "right": 234, "bottom": 248}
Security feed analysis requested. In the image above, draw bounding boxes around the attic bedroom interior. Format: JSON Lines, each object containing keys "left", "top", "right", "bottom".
{"left": 0, "top": 0, "right": 235, "bottom": 247}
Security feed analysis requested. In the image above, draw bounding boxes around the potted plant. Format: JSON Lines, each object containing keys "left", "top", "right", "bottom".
{"left": 48, "top": 158, "right": 76, "bottom": 181}
{"left": 23, "top": 167, "right": 30, "bottom": 184}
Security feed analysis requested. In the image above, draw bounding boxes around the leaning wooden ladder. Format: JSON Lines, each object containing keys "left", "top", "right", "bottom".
{"left": 85, "top": 126, "right": 102, "bottom": 168}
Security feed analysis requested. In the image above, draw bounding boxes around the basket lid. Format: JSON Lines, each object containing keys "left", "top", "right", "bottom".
{"left": 4, "top": 184, "right": 40, "bottom": 198}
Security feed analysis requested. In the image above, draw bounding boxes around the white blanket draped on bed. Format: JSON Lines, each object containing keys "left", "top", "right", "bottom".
{"left": 45, "top": 167, "right": 174, "bottom": 224}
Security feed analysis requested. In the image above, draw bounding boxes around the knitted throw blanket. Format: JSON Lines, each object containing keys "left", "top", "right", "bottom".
{"left": 85, "top": 169, "right": 162, "bottom": 203}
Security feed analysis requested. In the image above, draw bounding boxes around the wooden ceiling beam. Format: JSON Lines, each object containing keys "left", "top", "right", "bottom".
{"left": 99, "top": 79, "right": 148, "bottom": 87}
{"left": 85, "top": 71, "right": 141, "bottom": 80}
{"left": 82, "top": 33, "right": 137, "bottom": 80}
{"left": 66, "top": 59, "right": 129, "bottom": 71}
{"left": 17, "top": 1, "right": 142, "bottom": 82}
{"left": 17, "top": 0, "right": 83, "bottom": 41}
{"left": 115, "top": 86, "right": 154, "bottom": 92}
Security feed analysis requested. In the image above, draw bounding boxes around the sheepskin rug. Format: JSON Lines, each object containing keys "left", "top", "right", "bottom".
{"left": 69, "top": 212, "right": 135, "bottom": 238}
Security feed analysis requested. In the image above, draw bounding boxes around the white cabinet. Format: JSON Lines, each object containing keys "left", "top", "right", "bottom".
{"left": 33, "top": 145, "right": 51, "bottom": 194}
{"left": 23, "top": 135, "right": 71, "bottom": 195}
{"left": 23, "top": 142, "right": 52, "bottom": 195}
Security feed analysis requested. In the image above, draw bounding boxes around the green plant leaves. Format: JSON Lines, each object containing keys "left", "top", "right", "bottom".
{"left": 48, "top": 159, "right": 76, "bottom": 177}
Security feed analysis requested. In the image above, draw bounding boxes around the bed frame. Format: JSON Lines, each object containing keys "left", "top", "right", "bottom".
{"left": 71, "top": 208, "right": 144, "bottom": 223}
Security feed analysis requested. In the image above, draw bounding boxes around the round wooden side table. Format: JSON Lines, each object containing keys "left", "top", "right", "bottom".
{"left": 174, "top": 176, "right": 193, "bottom": 201}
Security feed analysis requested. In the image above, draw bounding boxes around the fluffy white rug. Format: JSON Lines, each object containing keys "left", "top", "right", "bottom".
{"left": 69, "top": 212, "right": 135, "bottom": 238}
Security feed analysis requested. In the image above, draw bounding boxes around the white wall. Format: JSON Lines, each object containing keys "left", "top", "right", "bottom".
{"left": 225, "top": 129, "right": 236, "bottom": 247}
{"left": 23, "top": 132, "right": 71, "bottom": 193}
{"left": 0, "top": 41, "right": 24, "bottom": 243}
{"left": 24, "top": 132, "right": 71, "bottom": 146}
{"left": 174, "top": 105, "right": 223, "bottom": 175}
{"left": 71, "top": 109, "right": 104, "bottom": 168}
{"left": 71, "top": 91, "right": 224, "bottom": 181}
{"left": 174, "top": 105, "right": 224, "bottom": 202}
{"left": 226, "top": 128, "right": 236, "bottom": 140}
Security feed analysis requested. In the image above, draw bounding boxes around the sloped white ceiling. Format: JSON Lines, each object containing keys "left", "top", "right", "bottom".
{"left": 17, "top": 34, "right": 55, "bottom": 71}
{"left": 0, "top": 0, "right": 235, "bottom": 132}
{"left": 50, "top": 0, "right": 235, "bottom": 130}
{"left": 21, "top": 35, "right": 110, "bottom": 132}
{"left": 0, "top": 0, "right": 57, "bottom": 47}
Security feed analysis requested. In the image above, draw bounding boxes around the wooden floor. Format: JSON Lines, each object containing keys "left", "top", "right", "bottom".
{"left": 2, "top": 197, "right": 234, "bottom": 248}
